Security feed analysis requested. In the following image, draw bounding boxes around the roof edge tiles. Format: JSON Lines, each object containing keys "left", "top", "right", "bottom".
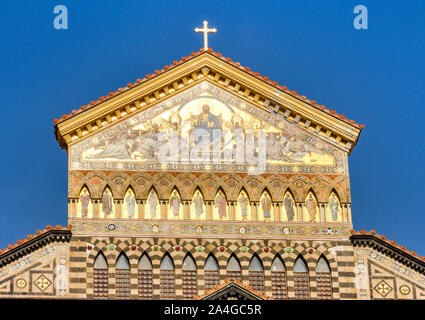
{"left": 53, "top": 48, "right": 365, "bottom": 130}
{"left": 350, "top": 229, "right": 425, "bottom": 274}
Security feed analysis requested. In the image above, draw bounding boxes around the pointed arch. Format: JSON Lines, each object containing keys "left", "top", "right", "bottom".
{"left": 146, "top": 186, "right": 160, "bottom": 220}
{"left": 249, "top": 255, "right": 263, "bottom": 271}
{"left": 249, "top": 255, "right": 264, "bottom": 293}
{"left": 271, "top": 255, "right": 286, "bottom": 272}
{"left": 259, "top": 188, "right": 273, "bottom": 221}
{"left": 304, "top": 189, "right": 319, "bottom": 223}
{"left": 282, "top": 188, "right": 296, "bottom": 222}
{"left": 78, "top": 184, "right": 92, "bottom": 218}
{"left": 191, "top": 187, "right": 206, "bottom": 220}
{"left": 327, "top": 189, "right": 342, "bottom": 222}
{"left": 226, "top": 254, "right": 242, "bottom": 281}
{"left": 138, "top": 253, "right": 152, "bottom": 299}
{"left": 316, "top": 255, "right": 332, "bottom": 300}
{"left": 182, "top": 254, "right": 197, "bottom": 299}
{"left": 93, "top": 252, "right": 108, "bottom": 299}
{"left": 94, "top": 251, "right": 108, "bottom": 269}
{"left": 123, "top": 186, "right": 137, "bottom": 219}
{"left": 160, "top": 253, "right": 175, "bottom": 299}
{"left": 116, "top": 252, "right": 130, "bottom": 269}
{"left": 204, "top": 254, "right": 219, "bottom": 290}
{"left": 294, "top": 255, "right": 309, "bottom": 300}
{"left": 169, "top": 187, "right": 183, "bottom": 220}
{"left": 115, "top": 252, "right": 130, "bottom": 299}
{"left": 236, "top": 187, "right": 251, "bottom": 221}
{"left": 213, "top": 187, "right": 228, "bottom": 221}
{"left": 100, "top": 185, "right": 115, "bottom": 219}
{"left": 271, "top": 255, "right": 287, "bottom": 299}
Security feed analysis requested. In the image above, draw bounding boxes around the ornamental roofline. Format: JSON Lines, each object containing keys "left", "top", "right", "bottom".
{"left": 350, "top": 229, "right": 425, "bottom": 274}
{"left": 54, "top": 48, "right": 364, "bottom": 129}
{"left": 54, "top": 49, "right": 364, "bottom": 154}
{"left": 0, "top": 225, "right": 72, "bottom": 267}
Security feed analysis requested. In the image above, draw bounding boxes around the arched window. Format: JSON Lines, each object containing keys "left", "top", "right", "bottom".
{"left": 249, "top": 255, "right": 264, "bottom": 293}
{"left": 93, "top": 252, "right": 108, "bottom": 299}
{"left": 160, "top": 254, "right": 175, "bottom": 299}
{"left": 316, "top": 256, "right": 332, "bottom": 300}
{"left": 115, "top": 253, "right": 130, "bottom": 299}
{"left": 138, "top": 254, "right": 152, "bottom": 299}
{"left": 271, "top": 256, "right": 287, "bottom": 299}
{"left": 226, "top": 255, "right": 242, "bottom": 281}
{"left": 182, "top": 255, "right": 197, "bottom": 299}
{"left": 294, "top": 256, "right": 309, "bottom": 300}
{"left": 204, "top": 255, "right": 219, "bottom": 290}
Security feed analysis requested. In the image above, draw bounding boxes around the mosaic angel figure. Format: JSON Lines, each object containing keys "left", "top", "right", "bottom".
{"left": 306, "top": 194, "right": 317, "bottom": 222}
{"left": 125, "top": 190, "right": 136, "bottom": 218}
{"left": 329, "top": 194, "right": 340, "bottom": 221}
{"left": 101, "top": 189, "right": 113, "bottom": 216}
{"left": 237, "top": 193, "right": 249, "bottom": 221}
{"left": 169, "top": 191, "right": 181, "bottom": 217}
{"left": 148, "top": 191, "right": 158, "bottom": 219}
{"left": 284, "top": 194, "right": 295, "bottom": 221}
{"left": 261, "top": 194, "right": 272, "bottom": 221}
{"left": 80, "top": 189, "right": 91, "bottom": 218}
{"left": 215, "top": 192, "right": 227, "bottom": 219}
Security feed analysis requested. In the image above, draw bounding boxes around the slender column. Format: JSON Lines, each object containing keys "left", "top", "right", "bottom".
{"left": 297, "top": 203, "right": 304, "bottom": 222}
{"left": 94, "top": 200, "right": 100, "bottom": 218}
{"left": 229, "top": 201, "right": 236, "bottom": 220}
{"left": 273, "top": 202, "right": 280, "bottom": 221}
{"left": 320, "top": 203, "right": 327, "bottom": 222}
{"left": 160, "top": 201, "right": 167, "bottom": 219}
{"left": 347, "top": 204, "right": 352, "bottom": 222}
{"left": 183, "top": 201, "right": 190, "bottom": 220}
{"left": 68, "top": 199, "right": 72, "bottom": 218}
{"left": 137, "top": 200, "right": 142, "bottom": 219}
{"left": 253, "top": 202, "right": 259, "bottom": 221}
{"left": 206, "top": 201, "right": 213, "bottom": 220}
{"left": 342, "top": 204, "right": 348, "bottom": 222}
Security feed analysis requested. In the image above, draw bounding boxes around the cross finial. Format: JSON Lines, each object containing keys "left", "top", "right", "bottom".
{"left": 194, "top": 20, "right": 217, "bottom": 50}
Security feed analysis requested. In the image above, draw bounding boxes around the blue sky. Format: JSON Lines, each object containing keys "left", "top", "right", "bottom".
{"left": 0, "top": 1, "right": 424, "bottom": 255}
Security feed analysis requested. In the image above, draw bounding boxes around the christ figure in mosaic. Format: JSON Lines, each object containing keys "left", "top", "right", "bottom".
{"left": 193, "top": 192, "right": 204, "bottom": 218}
{"left": 261, "top": 194, "right": 272, "bottom": 221}
{"left": 148, "top": 191, "right": 158, "bottom": 219}
{"left": 329, "top": 194, "right": 340, "bottom": 221}
{"left": 238, "top": 193, "right": 249, "bottom": 221}
{"left": 215, "top": 192, "right": 227, "bottom": 219}
{"left": 284, "top": 194, "right": 295, "bottom": 221}
{"left": 125, "top": 190, "right": 136, "bottom": 218}
{"left": 169, "top": 191, "right": 181, "bottom": 218}
{"left": 101, "top": 189, "right": 113, "bottom": 216}
{"left": 80, "top": 189, "right": 91, "bottom": 218}
{"left": 306, "top": 194, "right": 317, "bottom": 222}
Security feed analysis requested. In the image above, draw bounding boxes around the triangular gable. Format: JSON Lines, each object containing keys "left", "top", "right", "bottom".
{"left": 69, "top": 81, "right": 346, "bottom": 175}
{"left": 55, "top": 50, "right": 363, "bottom": 154}
{"left": 198, "top": 281, "right": 267, "bottom": 300}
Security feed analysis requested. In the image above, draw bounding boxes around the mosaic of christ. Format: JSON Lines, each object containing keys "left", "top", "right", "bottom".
{"left": 81, "top": 94, "right": 335, "bottom": 166}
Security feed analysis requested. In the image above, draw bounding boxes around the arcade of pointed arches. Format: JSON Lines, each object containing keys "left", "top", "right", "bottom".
{"left": 71, "top": 178, "right": 348, "bottom": 223}
{"left": 92, "top": 250, "right": 333, "bottom": 300}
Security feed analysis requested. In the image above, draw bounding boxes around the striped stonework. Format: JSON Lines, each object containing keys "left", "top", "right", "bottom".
{"left": 67, "top": 236, "right": 358, "bottom": 300}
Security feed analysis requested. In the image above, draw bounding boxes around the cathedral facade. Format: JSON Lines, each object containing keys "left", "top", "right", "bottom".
{"left": 1, "top": 49, "right": 424, "bottom": 300}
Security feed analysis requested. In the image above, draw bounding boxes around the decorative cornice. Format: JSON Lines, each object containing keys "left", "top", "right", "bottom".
{"left": 54, "top": 50, "right": 363, "bottom": 154}
{"left": 0, "top": 226, "right": 72, "bottom": 268}
{"left": 350, "top": 231, "right": 425, "bottom": 274}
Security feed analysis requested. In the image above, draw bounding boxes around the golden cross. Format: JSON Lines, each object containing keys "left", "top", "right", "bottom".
{"left": 194, "top": 20, "right": 217, "bottom": 50}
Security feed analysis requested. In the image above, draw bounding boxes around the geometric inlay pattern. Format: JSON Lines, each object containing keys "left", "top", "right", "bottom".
{"left": 34, "top": 275, "right": 51, "bottom": 292}
{"left": 374, "top": 280, "right": 392, "bottom": 298}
